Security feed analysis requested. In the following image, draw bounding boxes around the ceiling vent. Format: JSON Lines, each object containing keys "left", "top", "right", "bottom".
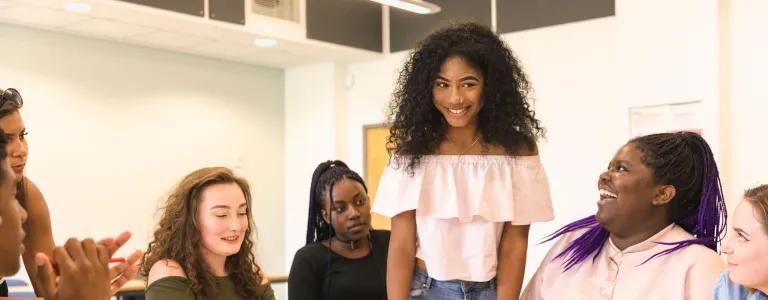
{"left": 252, "top": 0, "right": 299, "bottom": 22}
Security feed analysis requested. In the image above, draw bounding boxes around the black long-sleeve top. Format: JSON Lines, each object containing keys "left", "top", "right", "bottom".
{"left": 288, "top": 230, "right": 390, "bottom": 300}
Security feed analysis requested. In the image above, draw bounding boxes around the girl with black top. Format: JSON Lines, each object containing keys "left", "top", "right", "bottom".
{"left": 288, "top": 160, "right": 389, "bottom": 300}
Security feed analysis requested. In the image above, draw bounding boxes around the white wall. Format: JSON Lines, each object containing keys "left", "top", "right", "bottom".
{"left": 616, "top": 0, "right": 721, "bottom": 155}
{"left": 0, "top": 23, "right": 286, "bottom": 280}
{"left": 727, "top": 0, "right": 768, "bottom": 204}
{"left": 502, "top": 16, "right": 622, "bottom": 284}
{"left": 344, "top": 53, "right": 407, "bottom": 173}
{"left": 283, "top": 62, "right": 351, "bottom": 271}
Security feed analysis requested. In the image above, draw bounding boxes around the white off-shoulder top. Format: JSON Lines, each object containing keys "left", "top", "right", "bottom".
{"left": 373, "top": 155, "right": 554, "bottom": 281}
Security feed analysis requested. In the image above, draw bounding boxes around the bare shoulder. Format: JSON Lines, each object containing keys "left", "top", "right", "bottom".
{"left": 513, "top": 143, "right": 539, "bottom": 156}
{"left": 259, "top": 270, "right": 271, "bottom": 285}
{"left": 23, "top": 177, "right": 43, "bottom": 195}
{"left": 484, "top": 144, "right": 509, "bottom": 155}
{"left": 20, "top": 177, "right": 53, "bottom": 238}
{"left": 486, "top": 143, "right": 539, "bottom": 156}
{"left": 148, "top": 259, "right": 187, "bottom": 285}
{"left": 22, "top": 177, "right": 48, "bottom": 210}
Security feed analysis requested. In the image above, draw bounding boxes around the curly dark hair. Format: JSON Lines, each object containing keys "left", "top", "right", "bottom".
{"left": 387, "top": 22, "right": 544, "bottom": 171}
{"left": 140, "top": 167, "right": 267, "bottom": 299}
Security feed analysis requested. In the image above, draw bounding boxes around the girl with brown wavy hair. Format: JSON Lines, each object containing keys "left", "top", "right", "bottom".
{"left": 141, "top": 167, "right": 275, "bottom": 300}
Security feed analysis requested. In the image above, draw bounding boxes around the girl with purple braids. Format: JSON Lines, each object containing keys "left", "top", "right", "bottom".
{"left": 522, "top": 131, "right": 727, "bottom": 299}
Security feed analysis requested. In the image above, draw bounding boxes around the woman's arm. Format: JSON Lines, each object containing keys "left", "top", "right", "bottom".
{"left": 288, "top": 248, "right": 322, "bottom": 300}
{"left": 22, "top": 178, "right": 142, "bottom": 296}
{"left": 387, "top": 210, "right": 417, "bottom": 300}
{"left": 20, "top": 179, "right": 56, "bottom": 295}
{"left": 519, "top": 234, "right": 555, "bottom": 300}
{"left": 496, "top": 223, "right": 530, "bottom": 300}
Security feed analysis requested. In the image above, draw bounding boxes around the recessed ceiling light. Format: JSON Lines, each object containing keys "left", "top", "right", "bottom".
{"left": 64, "top": 2, "right": 91, "bottom": 13}
{"left": 369, "top": 0, "right": 441, "bottom": 14}
{"left": 253, "top": 38, "right": 277, "bottom": 47}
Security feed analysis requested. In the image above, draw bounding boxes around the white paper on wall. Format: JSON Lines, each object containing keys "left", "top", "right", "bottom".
{"left": 629, "top": 101, "right": 703, "bottom": 138}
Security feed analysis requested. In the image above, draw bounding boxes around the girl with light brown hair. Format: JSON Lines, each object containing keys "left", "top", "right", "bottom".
{"left": 714, "top": 184, "right": 768, "bottom": 300}
{"left": 141, "top": 166, "right": 274, "bottom": 300}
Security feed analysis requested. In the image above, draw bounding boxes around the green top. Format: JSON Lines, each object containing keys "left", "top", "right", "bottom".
{"left": 145, "top": 276, "right": 276, "bottom": 300}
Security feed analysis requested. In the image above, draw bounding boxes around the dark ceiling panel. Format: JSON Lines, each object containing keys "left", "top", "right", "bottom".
{"left": 210, "top": 0, "right": 245, "bottom": 25}
{"left": 389, "top": 0, "right": 492, "bottom": 52}
{"left": 117, "top": 0, "right": 204, "bottom": 17}
{"left": 498, "top": 0, "right": 614, "bottom": 34}
{"left": 307, "top": 0, "right": 383, "bottom": 52}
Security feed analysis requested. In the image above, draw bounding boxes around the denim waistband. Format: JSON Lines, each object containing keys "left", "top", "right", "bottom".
{"left": 412, "top": 268, "right": 497, "bottom": 290}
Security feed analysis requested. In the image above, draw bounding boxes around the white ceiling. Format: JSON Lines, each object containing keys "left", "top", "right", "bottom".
{"left": 0, "top": 0, "right": 383, "bottom": 68}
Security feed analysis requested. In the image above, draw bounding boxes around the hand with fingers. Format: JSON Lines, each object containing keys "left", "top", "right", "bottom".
{"left": 34, "top": 237, "right": 112, "bottom": 300}
{"left": 96, "top": 231, "right": 144, "bottom": 294}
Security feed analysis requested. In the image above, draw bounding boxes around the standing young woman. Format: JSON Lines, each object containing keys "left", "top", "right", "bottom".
{"left": 522, "top": 132, "right": 727, "bottom": 299}
{"left": 141, "top": 167, "right": 275, "bottom": 300}
{"left": 714, "top": 184, "right": 768, "bottom": 300}
{"left": 374, "top": 23, "right": 553, "bottom": 300}
{"left": 289, "top": 160, "right": 389, "bottom": 300}
{"left": 0, "top": 87, "right": 140, "bottom": 296}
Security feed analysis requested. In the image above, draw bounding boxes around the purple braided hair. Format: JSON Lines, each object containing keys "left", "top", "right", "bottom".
{"left": 543, "top": 132, "right": 727, "bottom": 271}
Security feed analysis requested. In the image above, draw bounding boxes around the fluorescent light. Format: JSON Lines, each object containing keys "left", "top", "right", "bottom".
{"left": 253, "top": 38, "right": 277, "bottom": 47}
{"left": 64, "top": 2, "right": 91, "bottom": 13}
{"left": 370, "top": 0, "right": 441, "bottom": 14}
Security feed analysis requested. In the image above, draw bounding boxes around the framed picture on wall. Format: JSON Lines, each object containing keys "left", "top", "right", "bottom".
{"left": 362, "top": 123, "right": 392, "bottom": 230}
{"left": 629, "top": 100, "right": 703, "bottom": 138}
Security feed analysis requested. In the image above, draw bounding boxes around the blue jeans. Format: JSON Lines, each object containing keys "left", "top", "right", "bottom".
{"left": 409, "top": 269, "right": 497, "bottom": 300}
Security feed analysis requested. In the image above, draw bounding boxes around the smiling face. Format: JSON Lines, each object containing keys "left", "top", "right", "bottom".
{"left": 322, "top": 178, "right": 371, "bottom": 242}
{"left": 197, "top": 182, "right": 249, "bottom": 263}
{"left": 595, "top": 143, "right": 673, "bottom": 235}
{"left": 432, "top": 55, "right": 484, "bottom": 130}
{"left": 723, "top": 200, "right": 768, "bottom": 291}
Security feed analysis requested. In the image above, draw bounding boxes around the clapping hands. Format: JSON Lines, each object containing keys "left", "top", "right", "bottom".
{"left": 32, "top": 231, "right": 143, "bottom": 300}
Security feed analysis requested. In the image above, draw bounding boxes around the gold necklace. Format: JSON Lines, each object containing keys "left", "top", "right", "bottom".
{"left": 447, "top": 135, "right": 481, "bottom": 155}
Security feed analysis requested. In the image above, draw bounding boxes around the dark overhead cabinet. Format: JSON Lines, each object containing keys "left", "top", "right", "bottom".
{"left": 307, "top": 0, "right": 383, "bottom": 52}
{"left": 117, "top": 0, "right": 204, "bottom": 17}
{"left": 497, "top": 0, "right": 615, "bottom": 34}
{"left": 389, "top": 0, "right": 492, "bottom": 52}
{"left": 210, "top": 0, "right": 246, "bottom": 25}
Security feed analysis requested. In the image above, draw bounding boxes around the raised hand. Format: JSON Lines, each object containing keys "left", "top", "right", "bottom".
{"left": 97, "top": 231, "right": 144, "bottom": 294}
{"left": 34, "top": 238, "right": 111, "bottom": 300}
